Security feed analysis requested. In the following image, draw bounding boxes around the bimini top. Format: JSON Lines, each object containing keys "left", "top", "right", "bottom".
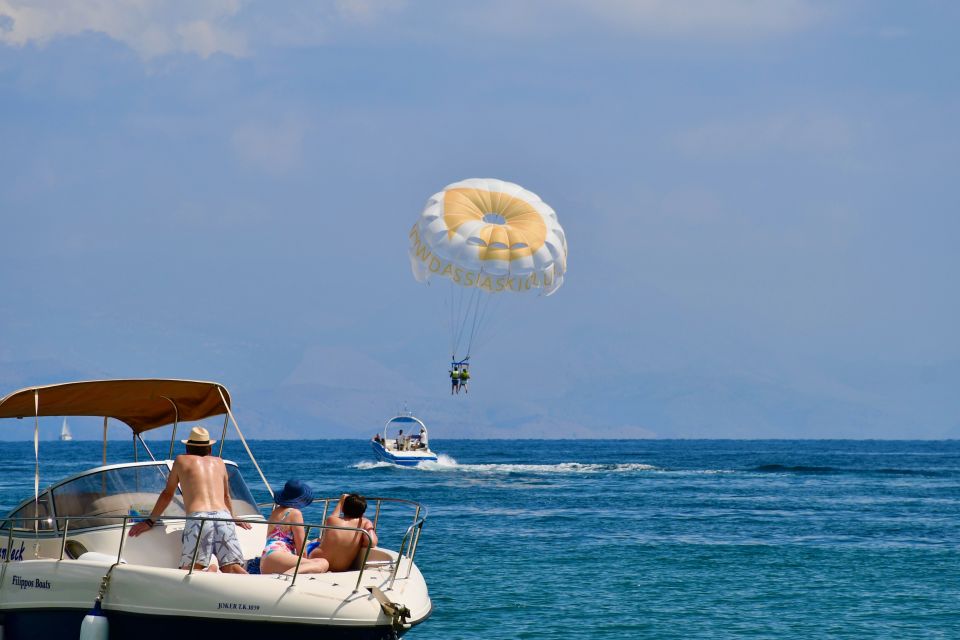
{"left": 385, "top": 414, "right": 426, "bottom": 431}
{"left": 0, "top": 379, "right": 231, "bottom": 434}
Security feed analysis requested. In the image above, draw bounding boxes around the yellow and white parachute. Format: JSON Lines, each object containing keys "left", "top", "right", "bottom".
{"left": 409, "top": 178, "right": 568, "bottom": 361}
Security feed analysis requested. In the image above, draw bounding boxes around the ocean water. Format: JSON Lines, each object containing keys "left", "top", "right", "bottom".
{"left": 2, "top": 438, "right": 959, "bottom": 638}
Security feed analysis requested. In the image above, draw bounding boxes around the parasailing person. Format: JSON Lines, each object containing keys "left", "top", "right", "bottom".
{"left": 409, "top": 178, "right": 568, "bottom": 394}
{"left": 449, "top": 363, "right": 460, "bottom": 394}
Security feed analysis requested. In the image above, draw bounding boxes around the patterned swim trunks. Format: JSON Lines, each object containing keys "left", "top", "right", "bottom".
{"left": 180, "top": 510, "right": 245, "bottom": 568}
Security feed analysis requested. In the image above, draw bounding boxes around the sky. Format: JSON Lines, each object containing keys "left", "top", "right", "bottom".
{"left": 1, "top": 0, "right": 958, "bottom": 440}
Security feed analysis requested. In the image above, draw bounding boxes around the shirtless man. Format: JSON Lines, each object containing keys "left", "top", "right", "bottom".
{"left": 308, "top": 493, "right": 377, "bottom": 572}
{"left": 129, "top": 426, "right": 251, "bottom": 573}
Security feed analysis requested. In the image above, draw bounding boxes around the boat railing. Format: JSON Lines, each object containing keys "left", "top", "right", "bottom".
{"left": 260, "top": 495, "right": 427, "bottom": 587}
{"left": 1, "top": 498, "right": 426, "bottom": 592}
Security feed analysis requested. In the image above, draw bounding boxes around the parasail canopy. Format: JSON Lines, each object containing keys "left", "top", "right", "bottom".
{"left": 409, "top": 178, "right": 567, "bottom": 296}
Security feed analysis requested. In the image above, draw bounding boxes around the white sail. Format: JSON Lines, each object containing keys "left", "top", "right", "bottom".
{"left": 60, "top": 418, "right": 73, "bottom": 441}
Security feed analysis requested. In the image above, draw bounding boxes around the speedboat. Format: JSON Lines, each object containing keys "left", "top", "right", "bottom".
{"left": 371, "top": 413, "right": 438, "bottom": 467}
{"left": 0, "top": 379, "right": 431, "bottom": 639}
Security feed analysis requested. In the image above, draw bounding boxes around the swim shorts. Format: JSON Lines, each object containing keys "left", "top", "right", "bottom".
{"left": 180, "top": 510, "right": 245, "bottom": 568}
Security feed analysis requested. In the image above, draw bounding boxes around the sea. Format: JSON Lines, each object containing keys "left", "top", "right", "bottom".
{"left": 1, "top": 438, "right": 958, "bottom": 639}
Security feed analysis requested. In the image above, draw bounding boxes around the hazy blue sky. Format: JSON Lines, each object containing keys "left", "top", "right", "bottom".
{"left": 1, "top": 1, "right": 958, "bottom": 440}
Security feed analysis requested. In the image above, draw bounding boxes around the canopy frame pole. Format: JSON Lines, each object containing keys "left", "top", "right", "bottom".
{"left": 136, "top": 434, "right": 157, "bottom": 462}
{"left": 160, "top": 396, "right": 180, "bottom": 460}
{"left": 217, "top": 413, "right": 229, "bottom": 457}
{"left": 102, "top": 417, "right": 108, "bottom": 465}
{"left": 215, "top": 386, "right": 273, "bottom": 500}
{"left": 33, "top": 391, "right": 40, "bottom": 548}
{"left": 132, "top": 431, "right": 138, "bottom": 462}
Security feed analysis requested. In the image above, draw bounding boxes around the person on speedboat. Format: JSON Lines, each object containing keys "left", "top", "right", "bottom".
{"left": 396, "top": 429, "right": 405, "bottom": 450}
{"left": 418, "top": 426, "right": 429, "bottom": 449}
{"left": 410, "top": 426, "right": 427, "bottom": 450}
{"left": 307, "top": 493, "right": 378, "bottom": 572}
{"left": 129, "top": 426, "right": 252, "bottom": 574}
{"left": 260, "top": 480, "right": 330, "bottom": 575}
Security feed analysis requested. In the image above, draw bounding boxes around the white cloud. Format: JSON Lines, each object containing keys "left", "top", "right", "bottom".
{"left": 0, "top": 0, "right": 406, "bottom": 59}
{"left": 0, "top": 0, "right": 247, "bottom": 58}
{"left": 0, "top": 0, "right": 827, "bottom": 59}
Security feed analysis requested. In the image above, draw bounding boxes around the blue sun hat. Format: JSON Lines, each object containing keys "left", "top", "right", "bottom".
{"left": 274, "top": 479, "right": 314, "bottom": 509}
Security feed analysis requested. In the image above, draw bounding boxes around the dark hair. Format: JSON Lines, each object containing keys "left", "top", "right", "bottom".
{"left": 342, "top": 493, "right": 367, "bottom": 518}
{"left": 186, "top": 444, "right": 211, "bottom": 456}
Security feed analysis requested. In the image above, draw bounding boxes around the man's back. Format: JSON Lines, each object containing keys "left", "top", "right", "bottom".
{"left": 174, "top": 454, "right": 228, "bottom": 513}
{"left": 314, "top": 514, "right": 375, "bottom": 572}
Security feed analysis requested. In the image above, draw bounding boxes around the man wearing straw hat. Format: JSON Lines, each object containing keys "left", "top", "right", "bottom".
{"left": 130, "top": 425, "right": 251, "bottom": 573}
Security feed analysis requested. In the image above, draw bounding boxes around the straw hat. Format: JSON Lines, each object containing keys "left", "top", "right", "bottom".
{"left": 181, "top": 425, "right": 216, "bottom": 446}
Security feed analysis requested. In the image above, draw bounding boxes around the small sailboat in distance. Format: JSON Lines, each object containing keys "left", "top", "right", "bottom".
{"left": 59, "top": 417, "right": 73, "bottom": 441}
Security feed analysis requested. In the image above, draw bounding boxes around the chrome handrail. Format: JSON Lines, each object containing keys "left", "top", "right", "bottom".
{"left": 0, "top": 498, "right": 426, "bottom": 589}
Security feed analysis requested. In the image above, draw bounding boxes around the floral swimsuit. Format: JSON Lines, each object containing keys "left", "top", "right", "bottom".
{"left": 262, "top": 509, "right": 296, "bottom": 557}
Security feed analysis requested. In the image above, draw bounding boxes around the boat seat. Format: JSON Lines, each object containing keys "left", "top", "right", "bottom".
{"left": 55, "top": 492, "right": 184, "bottom": 530}
{"left": 351, "top": 547, "right": 393, "bottom": 571}
{"left": 78, "top": 551, "right": 126, "bottom": 564}
{"left": 87, "top": 492, "right": 182, "bottom": 519}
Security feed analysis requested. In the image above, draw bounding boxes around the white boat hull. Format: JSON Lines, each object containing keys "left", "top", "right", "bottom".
{"left": 371, "top": 441, "right": 437, "bottom": 466}
{"left": 0, "top": 380, "right": 434, "bottom": 638}
{"left": 0, "top": 551, "right": 430, "bottom": 639}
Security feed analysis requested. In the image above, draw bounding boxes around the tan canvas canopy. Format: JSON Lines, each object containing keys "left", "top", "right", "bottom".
{"left": 0, "top": 379, "right": 232, "bottom": 434}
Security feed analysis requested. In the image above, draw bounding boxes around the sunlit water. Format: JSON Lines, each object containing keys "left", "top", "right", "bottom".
{"left": 2, "top": 439, "right": 958, "bottom": 638}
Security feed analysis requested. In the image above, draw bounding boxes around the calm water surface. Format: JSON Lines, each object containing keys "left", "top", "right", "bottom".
{"left": 2, "top": 439, "right": 958, "bottom": 639}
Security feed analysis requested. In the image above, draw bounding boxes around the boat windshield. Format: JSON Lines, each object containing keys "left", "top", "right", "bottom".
{"left": 226, "top": 465, "right": 259, "bottom": 516}
{"left": 4, "top": 461, "right": 260, "bottom": 532}
{"left": 50, "top": 463, "right": 186, "bottom": 530}
{"left": 2, "top": 492, "right": 54, "bottom": 531}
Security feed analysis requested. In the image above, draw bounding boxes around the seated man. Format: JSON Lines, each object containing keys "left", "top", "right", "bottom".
{"left": 308, "top": 493, "right": 377, "bottom": 572}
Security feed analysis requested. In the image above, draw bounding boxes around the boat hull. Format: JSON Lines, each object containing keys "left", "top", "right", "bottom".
{"left": 371, "top": 442, "right": 437, "bottom": 466}
{"left": 0, "top": 555, "right": 430, "bottom": 639}
{"left": 1, "top": 609, "right": 404, "bottom": 640}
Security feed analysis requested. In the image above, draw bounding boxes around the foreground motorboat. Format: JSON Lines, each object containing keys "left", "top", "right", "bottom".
{"left": 0, "top": 379, "right": 431, "bottom": 639}
{"left": 371, "top": 413, "right": 438, "bottom": 467}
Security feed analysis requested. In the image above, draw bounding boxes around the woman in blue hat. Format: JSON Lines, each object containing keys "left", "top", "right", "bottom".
{"left": 260, "top": 479, "right": 329, "bottom": 574}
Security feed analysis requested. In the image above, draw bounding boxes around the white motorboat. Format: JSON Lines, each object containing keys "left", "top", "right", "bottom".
{"left": 0, "top": 379, "right": 431, "bottom": 639}
{"left": 371, "top": 413, "right": 438, "bottom": 467}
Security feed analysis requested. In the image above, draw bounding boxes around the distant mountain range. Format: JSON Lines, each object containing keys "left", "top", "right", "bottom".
{"left": 1, "top": 357, "right": 957, "bottom": 440}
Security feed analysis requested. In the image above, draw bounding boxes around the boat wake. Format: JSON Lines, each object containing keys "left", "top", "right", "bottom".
{"left": 353, "top": 456, "right": 658, "bottom": 474}
{"left": 352, "top": 460, "right": 397, "bottom": 470}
